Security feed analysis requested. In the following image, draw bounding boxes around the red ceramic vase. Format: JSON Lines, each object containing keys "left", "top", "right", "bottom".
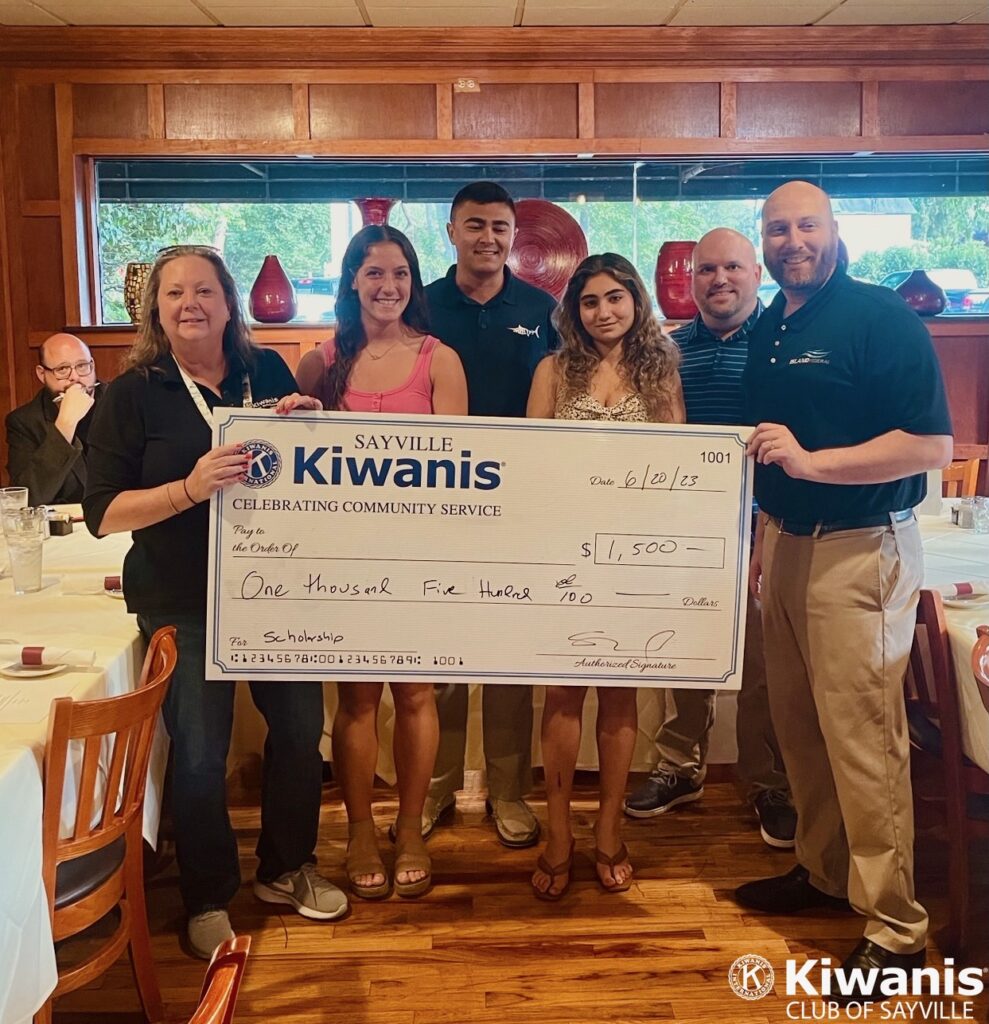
{"left": 895, "top": 269, "right": 947, "bottom": 317}
{"left": 355, "top": 198, "right": 396, "bottom": 227}
{"left": 249, "top": 255, "right": 297, "bottom": 323}
{"left": 655, "top": 241, "right": 698, "bottom": 321}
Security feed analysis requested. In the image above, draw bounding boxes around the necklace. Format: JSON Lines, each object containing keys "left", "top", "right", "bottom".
{"left": 365, "top": 340, "right": 404, "bottom": 361}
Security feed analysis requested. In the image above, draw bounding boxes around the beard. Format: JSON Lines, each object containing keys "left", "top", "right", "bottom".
{"left": 766, "top": 237, "right": 839, "bottom": 295}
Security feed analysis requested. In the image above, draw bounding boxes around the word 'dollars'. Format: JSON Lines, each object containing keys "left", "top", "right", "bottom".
{"left": 293, "top": 446, "right": 502, "bottom": 490}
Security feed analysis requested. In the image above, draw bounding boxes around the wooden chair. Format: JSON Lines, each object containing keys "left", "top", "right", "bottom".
{"left": 908, "top": 591, "right": 989, "bottom": 958}
{"left": 942, "top": 458, "right": 980, "bottom": 498}
{"left": 189, "top": 936, "right": 251, "bottom": 1024}
{"left": 35, "top": 626, "right": 178, "bottom": 1024}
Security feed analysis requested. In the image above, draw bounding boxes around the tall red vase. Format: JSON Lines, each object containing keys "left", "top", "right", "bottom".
{"left": 655, "top": 241, "right": 698, "bottom": 321}
{"left": 895, "top": 269, "right": 947, "bottom": 317}
{"left": 355, "top": 198, "right": 396, "bottom": 227}
{"left": 249, "top": 255, "right": 297, "bottom": 323}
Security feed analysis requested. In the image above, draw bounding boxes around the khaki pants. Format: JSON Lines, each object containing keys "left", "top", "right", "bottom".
{"left": 431, "top": 683, "right": 533, "bottom": 801}
{"left": 657, "top": 591, "right": 790, "bottom": 797}
{"left": 762, "top": 515, "right": 928, "bottom": 953}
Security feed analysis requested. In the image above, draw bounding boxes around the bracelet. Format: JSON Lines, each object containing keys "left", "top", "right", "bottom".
{"left": 165, "top": 483, "right": 181, "bottom": 516}
{"left": 183, "top": 477, "right": 196, "bottom": 504}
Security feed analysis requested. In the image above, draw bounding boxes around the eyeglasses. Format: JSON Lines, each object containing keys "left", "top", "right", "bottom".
{"left": 40, "top": 359, "right": 95, "bottom": 379}
{"left": 156, "top": 244, "right": 222, "bottom": 258}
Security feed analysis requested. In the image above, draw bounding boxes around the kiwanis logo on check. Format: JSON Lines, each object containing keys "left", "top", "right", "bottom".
{"left": 242, "top": 439, "right": 282, "bottom": 489}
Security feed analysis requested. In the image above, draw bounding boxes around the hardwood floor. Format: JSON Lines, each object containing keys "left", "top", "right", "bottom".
{"left": 54, "top": 776, "right": 988, "bottom": 1024}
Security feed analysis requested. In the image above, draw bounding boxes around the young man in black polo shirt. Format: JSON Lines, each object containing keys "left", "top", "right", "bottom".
{"left": 624, "top": 228, "right": 796, "bottom": 849}
{"left": 418, "top": 181, "right": 558, "bottom": 848}
{"left": 736, "top": 181, "right": 952, "bottom": 990}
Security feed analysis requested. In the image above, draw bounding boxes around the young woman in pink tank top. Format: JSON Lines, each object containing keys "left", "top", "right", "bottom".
{"left": 284, "top": 226, "right": 467, "bottom": 902}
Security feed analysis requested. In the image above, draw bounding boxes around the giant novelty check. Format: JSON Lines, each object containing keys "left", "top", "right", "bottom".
{"left": 206, "top": 408, "right": 753, "bottom": 688}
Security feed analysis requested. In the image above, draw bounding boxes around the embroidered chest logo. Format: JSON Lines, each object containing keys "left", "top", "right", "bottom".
{"left": 508, "top": 324, "right": 540, "bottom": 338}
{"left": 788, "top": 349, "right": 830, "bottom": 366}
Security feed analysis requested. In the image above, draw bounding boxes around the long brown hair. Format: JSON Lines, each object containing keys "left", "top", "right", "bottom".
{"left": 123, "top": 245, "right": 257, "bottom": 373}
{"left": 552, "top": 253, "right": 680, "bottom": 421}
{"left": 321, "top": 226, "right": 430, "bottom": 412}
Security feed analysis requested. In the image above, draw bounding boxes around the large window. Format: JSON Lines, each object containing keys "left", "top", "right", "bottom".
{"left": 95, "top": 156, "right": 989, "bottom": 323}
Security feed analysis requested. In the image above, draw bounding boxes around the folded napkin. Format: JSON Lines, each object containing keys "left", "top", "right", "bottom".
{"left": 61, "top": 574, "right": 122, "bottom": 596}
{"left": 0, "top": 644, "right": 96, "bottom": 667}
{"left": 931, "top": 579, "right": 989, "bottom": 600}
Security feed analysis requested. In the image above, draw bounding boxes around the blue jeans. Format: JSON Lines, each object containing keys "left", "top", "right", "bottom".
{"left": 138, "top": 613, "right": 324, "bottom": 916}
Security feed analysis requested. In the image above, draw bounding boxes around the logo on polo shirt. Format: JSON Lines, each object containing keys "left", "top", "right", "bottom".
{"left": 242, "top": 439, "right": 282, "bottom": 489}
{"left": 508, "top": 323, "right": 540, "bottom": 338}
{"left": 789, "top": 350, "right": 830, "bottom": 366}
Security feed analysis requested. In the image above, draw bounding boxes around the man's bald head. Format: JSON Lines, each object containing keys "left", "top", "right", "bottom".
{"left": 36, "top": 333, "right": 96, "bottom": 394}
{"left": 761, "top": 181, "right": 839, "bottom": 303}
{"left": 691, "top": 228, "right": 762, "bottom": 336}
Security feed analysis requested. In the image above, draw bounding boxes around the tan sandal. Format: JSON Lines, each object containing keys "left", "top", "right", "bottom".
{"left": 594, "top": 842, "right": 633, "bottom": 893}
{"left": 346, "top": 819, "right": 390, "bottom": 900}
{"left": 393, "top": 814, "right": 432, "bottom": 898}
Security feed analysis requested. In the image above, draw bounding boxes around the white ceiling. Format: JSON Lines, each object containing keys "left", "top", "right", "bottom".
{"left": 0, "top": 0, "right": 985, "bottom": 25}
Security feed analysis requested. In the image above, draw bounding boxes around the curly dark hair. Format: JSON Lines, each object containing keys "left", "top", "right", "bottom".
{"left": 322, "top": 225, "right": 431, "bottom": 411}
{"left": 552, "top": 253, "right": 680, "bottom": 421}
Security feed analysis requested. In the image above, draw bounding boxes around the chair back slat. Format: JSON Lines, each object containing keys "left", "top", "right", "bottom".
{"left": 72, "top": 734, "right": 103, "bottom": 839}
{"left": 942, "top": 458, "right": 980, "bottom": 499}
{"left": 190, "top": 935, "right": 251, "bottom": 1024}
{"left": 100, "top": 724, "right": 131, "bottom": 830}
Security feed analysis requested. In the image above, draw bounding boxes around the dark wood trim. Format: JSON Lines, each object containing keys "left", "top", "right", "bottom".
{"left": 1, "top": 26, "right": 986, "bottom": 70}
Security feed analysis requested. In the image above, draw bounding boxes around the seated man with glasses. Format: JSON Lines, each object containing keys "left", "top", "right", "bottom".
{"left": 4, "top": 333, "right": 101, "bottom": 504}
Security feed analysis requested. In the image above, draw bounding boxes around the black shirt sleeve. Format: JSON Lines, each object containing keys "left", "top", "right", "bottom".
{"left": 5, "top": 405, "right": 82, "bottom": 506}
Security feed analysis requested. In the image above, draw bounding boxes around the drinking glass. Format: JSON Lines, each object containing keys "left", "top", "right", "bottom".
{"left": 973, "top": 496, "right": 989, "bottom": 536}
{"left": 3, "top": 507, "right": 46, "bottom": 593}
{"left": 0, "top": 487, "right": 28, "bottom": 515}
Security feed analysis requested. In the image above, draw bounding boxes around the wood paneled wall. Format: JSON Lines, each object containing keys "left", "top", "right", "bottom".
{"left": 0, "top": 25, "right": 988, "bottom": 480}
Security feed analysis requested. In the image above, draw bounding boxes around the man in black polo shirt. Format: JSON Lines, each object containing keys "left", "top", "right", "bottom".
{"left": 735, "top": 181, "right": 952, "bottom": 985}
{"left": 419, "top": 181, "right": 558, "bottom": 848}
{"left": 625, "top": 228, "right": 796, "bottom": 849}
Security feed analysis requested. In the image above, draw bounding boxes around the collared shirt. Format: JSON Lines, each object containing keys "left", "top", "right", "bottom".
{"left": 672, "top": 304, "right": 761, "bottom": 426}
{"left": 425, "top": 265, "right": 559, "bottom": 417}
{"left": 743, "top": 263, "right": 952, "bottom": 522}
{"left": 83, "top": 347, "right": 296, "bottom": 615}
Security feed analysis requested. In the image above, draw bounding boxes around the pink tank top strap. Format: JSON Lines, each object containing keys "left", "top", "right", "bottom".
{"left": 409, "top": 335, "right": 439, "bottom": 391}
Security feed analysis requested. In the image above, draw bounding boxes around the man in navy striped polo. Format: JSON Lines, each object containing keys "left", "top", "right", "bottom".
{"left": 624, "top": 228, "right": 796, "bottom": 848}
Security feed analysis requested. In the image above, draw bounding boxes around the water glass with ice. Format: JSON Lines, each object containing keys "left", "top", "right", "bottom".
{"left": 3, "top": 506, "right": 46, "bottom": 594}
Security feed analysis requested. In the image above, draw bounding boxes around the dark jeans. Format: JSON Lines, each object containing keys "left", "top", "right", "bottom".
{"left": 139, "top": 613, "right": 324, "bottom": 916}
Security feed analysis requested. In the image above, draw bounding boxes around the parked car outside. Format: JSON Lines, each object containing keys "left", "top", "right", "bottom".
{"left": 292, "top": 276, "right": 339, "bottom": 323}
{"left": 961, "top": 288, "right": 989, "bottom": 314}
{"left": 879, "top": 268, "right": 980, "bottom": 313}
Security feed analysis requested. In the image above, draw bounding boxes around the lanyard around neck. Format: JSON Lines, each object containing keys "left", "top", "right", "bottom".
{"left": 174, "top": 356, "right": 253, "bottom": 428}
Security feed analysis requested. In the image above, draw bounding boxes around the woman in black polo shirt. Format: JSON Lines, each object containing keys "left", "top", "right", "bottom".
{"left": 83, "top": 245, "right": 347, "bottom": 960}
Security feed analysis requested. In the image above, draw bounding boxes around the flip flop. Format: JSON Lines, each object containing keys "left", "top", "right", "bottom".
{"left": 532, "top": 840, "right": 575, "bottom": 901}
{"left": 594, "top": 842, "right": 633, "bottom": 893}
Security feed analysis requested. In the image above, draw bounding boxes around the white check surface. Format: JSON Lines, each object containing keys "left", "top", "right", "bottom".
{"left": 207, "top": 410, "right": 753, "bottom": 688}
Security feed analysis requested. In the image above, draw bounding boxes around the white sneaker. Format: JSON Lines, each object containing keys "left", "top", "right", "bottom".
{"left": 253, "top": 863, "right": 349, "bottom": 921}
{"left": 187, "top": 909, "right": 234, "bottom": 960}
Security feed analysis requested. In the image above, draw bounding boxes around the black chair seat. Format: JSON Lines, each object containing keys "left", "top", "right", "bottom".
{"left": 55, "top": 835, "right": 126, "bottom": 910}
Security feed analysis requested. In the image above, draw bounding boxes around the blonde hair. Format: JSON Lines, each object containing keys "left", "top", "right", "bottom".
{"left": 552, "top": 253, "right": 680, "bottom": 421}
{"left": 124, "top": 245, "right": 257, "bottom": 373}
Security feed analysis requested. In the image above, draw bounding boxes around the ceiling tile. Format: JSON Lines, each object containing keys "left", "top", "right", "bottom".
{"left": 364, "top": 4, "right": 515, "bottom": 25}
{"left": 37, "top": 0, "right": 214, "bottom": 23}
{"left": 202, "top": 3, "right": 364, "bottom": 25}
{"left": 0, "top": 1, "right": 66, "bottom": 23}
{"left": 670, "top": 0, "right": 835, "bottom": 23}
{"left": 818, "top": 0, "right": 984, "bottom": 21}
{"left": 523, "top": 0, "right": 678, "bottom": 24}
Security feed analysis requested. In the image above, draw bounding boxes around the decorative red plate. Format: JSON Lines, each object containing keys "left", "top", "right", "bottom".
{"left": 507, "top": 199, "right": 588, "bottom": 301}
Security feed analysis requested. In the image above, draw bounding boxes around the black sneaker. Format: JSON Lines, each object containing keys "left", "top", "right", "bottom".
{"left": 754, "top": 789, "right": 797, "bottom": 849}
{"left": 734, "top": 865, "right": 852, "bottom": 914}
{"left": 623, "top": 767, "right": 703, "bottom": 818}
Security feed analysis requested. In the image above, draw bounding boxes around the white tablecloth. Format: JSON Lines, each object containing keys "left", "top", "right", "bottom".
{"left": 0, "top": 516, "right": 154, "bottom": 1024}
{"left": 918, "top": 512, "right": 989, "bottom": 774}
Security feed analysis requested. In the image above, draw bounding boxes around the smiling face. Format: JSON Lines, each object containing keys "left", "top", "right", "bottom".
{"left": 156, "top": 255, "right": 231, "bottom": 351}
{"left": 446, "top": 200, "right": 516, "bottom": 281}
{"left": 578, "top": 272, "right": 636, "bottom": 351}
{"left": 352, "top": 242, "right": 411, "bottom": 328}
{"left": 762, "top": 182, "right": 840, "bottom": 298}
{"left": 691, "top": 229, "right": 762, "bottom": 335}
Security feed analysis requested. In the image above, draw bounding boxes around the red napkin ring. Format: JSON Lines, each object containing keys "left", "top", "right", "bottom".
{"left": 104, "top": 575, "right": 122, "bottom": 591}
{"left": 22, "top": 646, "right": 44, "bottom": 666}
